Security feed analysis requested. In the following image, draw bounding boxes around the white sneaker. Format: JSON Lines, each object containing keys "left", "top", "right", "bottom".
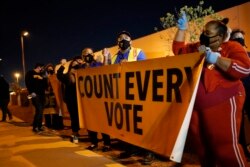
{"left": 72, "top": 136, "right": 78, "bottom": 144}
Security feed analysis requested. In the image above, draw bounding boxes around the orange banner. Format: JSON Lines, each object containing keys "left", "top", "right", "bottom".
{"left": 48, "top": 75, "right": 69, "bottom": 118}
{"left": 74, "top": 52, "right": 204, "bottom": 162}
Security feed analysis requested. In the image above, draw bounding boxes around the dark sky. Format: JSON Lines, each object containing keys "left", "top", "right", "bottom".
{"left": 0, "top": 0, "right": 248, "bottom": 85}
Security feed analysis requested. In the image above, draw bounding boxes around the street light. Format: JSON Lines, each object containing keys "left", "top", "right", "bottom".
{"left": 14, "top": 72, "right": 20, "bottom": 83}
{"left": 21, "top": 31, "right": 29, "bottom": 78}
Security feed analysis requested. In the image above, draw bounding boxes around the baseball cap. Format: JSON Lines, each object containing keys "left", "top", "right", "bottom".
{"left": 118, "top": 31, "right": 131, "bottom": 38}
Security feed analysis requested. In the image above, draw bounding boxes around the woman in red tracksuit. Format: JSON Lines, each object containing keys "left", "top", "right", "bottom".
{"left": 173, "top": 14, "right": 250, "bottom": 167}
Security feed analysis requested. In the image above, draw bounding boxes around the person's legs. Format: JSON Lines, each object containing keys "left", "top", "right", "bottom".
{"left": 6, "top": 109, "right": 12, "bottom": 120}
{"left": 44, "top": 114, "right": 52, "bottom": 128}
{"left": 102, "top": 133, "right": 111, "bottom": 146}
{"left": 32, "top": 98, "right": 39, "bottom": 131}
{"left": 52, "top": 114, "right": 64, "bottom": 129}
{"left": 0, "top": 101, "right": 7, "bottom": 121}
{"left": 201, "top": 95, "right": 248, "bottom": 167}
{"left": 101, "top": 133, "right": 111, "bottom": 152}
{"left": 32, "top": 96, "right": 44, "bottom": 132}
{"left": 37, "top": 96, "right": 45, "bottom": 130}
{"left": 88, "top": 130, "right": 99, "bottom": 145}
{"left": 243, "top": 86, "right": 250, "bottom": 121}
{"left": 239, "top": 109, "right": 250, "bottom": 159}
{"left": 66, "top": 98, "right": 79, "bottom": 135}
{"left": 86, "top": 130, "right": 98, "bottom": 150}
{"left": 65, "top": 99, "right": 80, "bottom": 143}
{"left": 4, "top": 99, "right": 12, "bottom": 120}
{"left": 189, "top": 110, "right": 216, "bottom": 167}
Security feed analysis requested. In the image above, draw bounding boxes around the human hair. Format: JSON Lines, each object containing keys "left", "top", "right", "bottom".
{"left": 206, "top": 18, "right": 229, "bottom": 40}
{"left": 34, "top": 63, "right": 44, "bottom": 69}
{"left": 82, "top": 47, "right": 93, "bottom": 54}
{"left": 45, "top": 63, "right": 54, "bottom": 69}
{"left": 230, "top": 29, "right": 245, "bottom": 39}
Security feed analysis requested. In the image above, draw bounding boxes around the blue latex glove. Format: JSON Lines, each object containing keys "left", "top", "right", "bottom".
{"left": 205, "top": 49, "right": 221, "bottom": 64}
{"left": 177, "top": 12, "right": 187, "bottom": 30}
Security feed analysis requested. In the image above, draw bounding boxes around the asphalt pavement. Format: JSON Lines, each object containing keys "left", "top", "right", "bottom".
{"left": 0, "top": 104, "right": 249, "bottom": 167}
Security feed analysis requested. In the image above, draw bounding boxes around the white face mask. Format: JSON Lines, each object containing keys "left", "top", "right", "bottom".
{"left": 232, "top": 32, "right": 244, "bottom": 39}
{"left": 224, "top": 27, "right": 232, "bottom": 42}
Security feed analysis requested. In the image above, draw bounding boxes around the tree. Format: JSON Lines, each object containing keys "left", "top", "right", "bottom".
{"left": 156, "top": 1, "right": 223, "bottom": 43}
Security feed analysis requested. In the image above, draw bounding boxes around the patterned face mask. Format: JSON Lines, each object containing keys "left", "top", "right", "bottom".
{"left": 199, "top": 32, "right": 219, "bottom": 47}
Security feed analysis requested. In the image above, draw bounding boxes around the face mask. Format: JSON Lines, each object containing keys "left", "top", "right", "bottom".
{"left": 48, "top": 70, "right": 54, "bottom": 75}
{"left": 72, "top": 64, "right": 81, "bottom": 69}
{"left": 118, "top": 39, "right": 130, "bottom": 50}
{"left": 199, "top": 33, "right": 218, "bottom": 47}
{"left": 84, "top": 54, "right": 94, "bottom": 63}
{"left": 232, "top": 38, "right": 245, "bottom": 47}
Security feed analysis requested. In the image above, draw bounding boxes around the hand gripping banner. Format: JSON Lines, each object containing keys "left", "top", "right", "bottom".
{"left": 74, "top": 52, "right": 204, "bottom": 162}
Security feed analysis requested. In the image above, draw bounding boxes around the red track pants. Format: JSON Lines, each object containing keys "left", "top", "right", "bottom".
{"left": 190, "top": 92, "right": 249, "bottom": 167}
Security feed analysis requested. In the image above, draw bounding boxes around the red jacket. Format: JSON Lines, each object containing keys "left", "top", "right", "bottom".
{"left": 173, "top": 41, "right": 250, "bottom": 93}
{"left": 173, "top": 40, "right": 250, "bottom": 109}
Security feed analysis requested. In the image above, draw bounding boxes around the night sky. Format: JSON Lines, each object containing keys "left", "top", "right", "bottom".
{"left": 0, "top": 0, "right": 248, "bottom": 86}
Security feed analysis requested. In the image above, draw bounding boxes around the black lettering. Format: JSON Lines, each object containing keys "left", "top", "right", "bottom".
{"left": 136, "top": 71, "right": 150, "bottom": 101}
{"left": 125, "top": 72, "right": 134, "bottom": 100}
{"left": 114, "top": 102, "right": 123, "bottom": 129}
{"left": 84, "top": 75, "right": 93, "bottom": 98}
{"left": 123, "top": 104, "right": 132, "bottom": 132}
{"left": 78, "top": 76, "right": 84, "bottom": 97}
{"left": 105, "top": 102, "right": 113, "bottom": 126}
{"left": 167, "top": 68, "right": 183, "bottom": 102}
{"left": 113, "top": 73, "right": 120, "bottom": 99}
{"left": 133, "top": 105, "right": 143, "bottom": 135}
{"left": 93, "top": 75, "right": 103, "bottom": 98}
{"left": 103, "top": 74, "right": 114, "bottom": 98}
{"left": 152, "top": 69, "right": 164, "bottom": 101}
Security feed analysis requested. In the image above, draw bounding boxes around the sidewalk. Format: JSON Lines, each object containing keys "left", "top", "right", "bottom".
{"left": 1, "top": 104, "right": 249, "bottom": 167}
{"left": 0, "top": 117, "right": 127, "bottom": 167}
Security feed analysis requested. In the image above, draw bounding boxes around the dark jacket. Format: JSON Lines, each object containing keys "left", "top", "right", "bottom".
{"left": 0, "top": 76, "right": 10, "bottom": 101}
{"left": 25, "top": 70, "right": 47, "bottom": 96}
{"left": 56, "top": 65, "right": 76, "bottom": 102}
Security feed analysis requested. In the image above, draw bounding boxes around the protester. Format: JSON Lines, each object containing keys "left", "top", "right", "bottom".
{"left": 44, "top": 63, "right": 64, "bottom": 130}
{"left": 56, "top": 56, "right": 84, "bottom": 143}
{"left": 111, "top": 30, "right": 146, "bottom": 64}
{"left": 80, "top": 47, "right": 112, "bottom": 152}
{"left": 109, "top": 30, "right": 155, "bottom": 164}
{"left": 0, "top": 75, "right": 12, "bottom": 122}
{"left": 230, "top": 29, "right": 250, "bottom": 160}
{"left": 172, "top": 13, "right": 250, "bottom": 166}
{"left": 25, "top": 63, "right": 48, "bottom": 133}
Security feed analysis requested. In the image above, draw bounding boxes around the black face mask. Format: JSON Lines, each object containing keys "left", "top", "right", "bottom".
{"left": 232, "top": 38, "right": 246, "bottom": 47}
{"left": 199, "top": 33, "right": 218, "bottom": 47}
{"left": 118, "top": 39, "right": 130, "bottom": 50}
{"left": 84, "top": 54, "right": 94, "bottom": 63}
{"left": 72, "top": 64, "right": 81, "bottom": 69}
{"left": 48, "top": 70, "right": 54, "bottom": 75}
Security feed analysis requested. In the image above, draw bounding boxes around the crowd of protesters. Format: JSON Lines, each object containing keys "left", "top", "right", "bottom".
{"left": 1, "top": 19, "right": 250, "bottom": 166}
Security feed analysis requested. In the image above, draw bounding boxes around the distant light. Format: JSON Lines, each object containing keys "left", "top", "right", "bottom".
{"left": 14, "top": 72, "right": 20, "bottom": 83}
{"left": 22, "top": 31, "right": 29, "bottom": 36}
{"left": 0, "top": 58, "right": 2, "bottom": 61}
{"left": 14, "top": 72, "right": 20, "bottom": 78}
